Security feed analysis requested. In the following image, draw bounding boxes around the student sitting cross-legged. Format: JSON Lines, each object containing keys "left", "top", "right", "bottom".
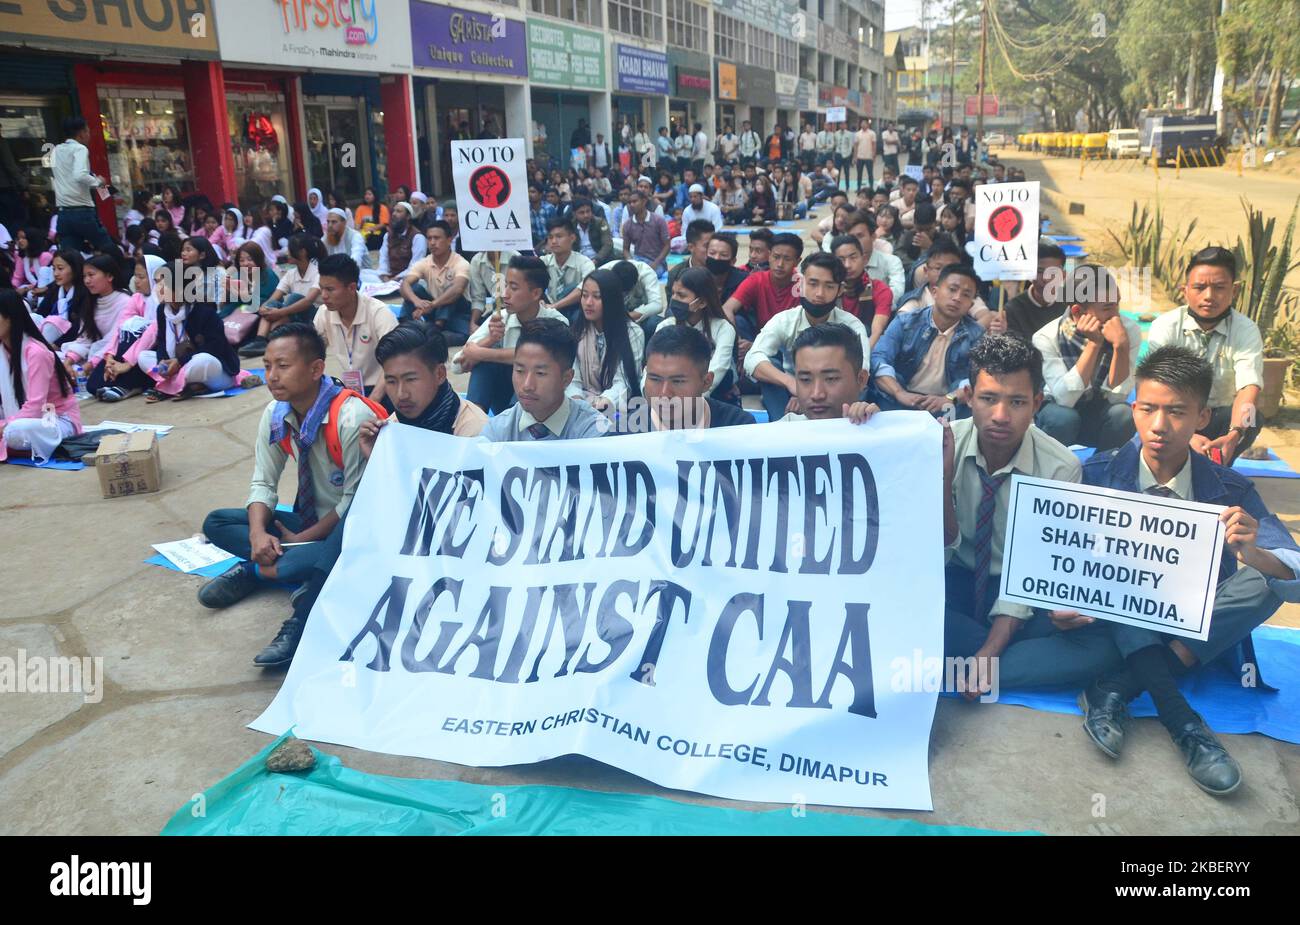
{"left": 480, "top": 318, "right": 606, "bottom": 442}
{"left": 617, "top": 324, "right": 755, "bottom": 433}
{"left": 566, "top": 268, "right": 645, "bottom": 413}
{"left": 942, "top": 334, "right": 1082, "bottom": 698}
{"left": 252, "top": 323, "right": 486, "bottom": 668}
{"left": 198, "top": 323, "right": 382, "bottom": 610}
{"left": 868, "top": 262, "right": 984, "bottom": 418}
{"left": 744, "top": 251, "right": 871, "bottom": 422}
{"left": 777, "top": 321, "right": 880, "bottom": 424}
{"left": 1075, "top": 346, "right": 1300, "bottom": 796}
{"left": 1033, "top": 264, "right": 1140, "bottom": 451}
{"left": 452, "top": 255, "right": 569, "bottom": 414}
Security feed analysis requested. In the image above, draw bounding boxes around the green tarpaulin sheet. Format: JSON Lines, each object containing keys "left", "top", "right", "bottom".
{"left": 162, "top": 735, "right": 1036, "bottom": 836}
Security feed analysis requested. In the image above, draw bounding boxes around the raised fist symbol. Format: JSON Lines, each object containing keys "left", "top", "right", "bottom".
{"left": 471, "top": 166, "right": 509, "bottom": 208}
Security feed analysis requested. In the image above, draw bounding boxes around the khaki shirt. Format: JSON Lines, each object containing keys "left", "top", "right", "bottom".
{"left": 405, "top": 251, "right": 471, "bottom": 301}
{"left": 313, "top": 294, "right": 399, "bottom": 389}
{"left": 246, "top": 395, "right": 379, "bottom": 521}
{"left": 1146, "top": 307, "right": 1263, "bottom": 408}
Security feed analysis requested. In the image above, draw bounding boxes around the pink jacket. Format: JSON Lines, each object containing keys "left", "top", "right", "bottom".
{"left": 205, "top": 224, "right": 231, "bottom": 258}
{"left": 11, "top": 338, "right": 82, "bottom": 427}
{"left": 11, "top": 252, "right": 52, "bottom": 289}
{"left": 93, "top": 292, "right": 148, "bottom": 367}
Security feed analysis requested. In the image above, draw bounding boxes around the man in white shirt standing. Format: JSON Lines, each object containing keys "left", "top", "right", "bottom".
{"left": 815, "top": 121, "right": 835, "bottom": 168}
{"left": 799, "top": 121, "right": 818, "bottom": 170}
{"left": 51, "top": 116, "right": 114, "bottom": 254}
{"left": 692, "top": 122, "right": 709, "bottom": 177}
{"left": 853, "top": 118, "right": 877, "bottom": 191}
{"left": 738, "top": 120, "right": 762, "bottom": 167}
{"left": 1033, "top": 265, "right": 1141, "bottom": 451}
{"left": 881, "top": 122, "right": 901, "bottom": 175}
{"left": 717, "top": 124, "right": 739, "bottom": 166}
{"left": 835, "top": 122, "right": 854, "bottom": 177}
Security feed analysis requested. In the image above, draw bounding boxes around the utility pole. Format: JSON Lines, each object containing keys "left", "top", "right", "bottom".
{"left": 976, "top": 0, "right": 989, "bottom": 140}
{"left": 947, "top": 2, "right": 957, "bottom": 129}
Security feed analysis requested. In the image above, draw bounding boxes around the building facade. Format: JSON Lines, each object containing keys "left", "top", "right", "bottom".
{"left": 1, "top": 0, "right": 889, "bottom": 216}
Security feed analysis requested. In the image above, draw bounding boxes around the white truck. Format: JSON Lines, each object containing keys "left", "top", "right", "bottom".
{"left": 1106, "top": 128, "right": 1140, "bottom": 158}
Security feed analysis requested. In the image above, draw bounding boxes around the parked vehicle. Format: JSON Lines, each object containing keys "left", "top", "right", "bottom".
{"left": 1107, "top": 128, "right": 1140, "bottom": 158}
{"left": 1139, "top": 115, "right": 1224, "bottom": 165}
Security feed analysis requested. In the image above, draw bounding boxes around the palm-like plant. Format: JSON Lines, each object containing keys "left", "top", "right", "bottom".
{"left": 1232, "top": 196, "right": 1300, "bottom": 340}
{"left": 1105, "top": 200, "right": 1198, "bottom": 303}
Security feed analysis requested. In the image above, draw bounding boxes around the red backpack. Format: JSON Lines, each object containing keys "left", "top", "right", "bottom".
{"left": 278, "top": 389, "right": 387, "bottom": 470}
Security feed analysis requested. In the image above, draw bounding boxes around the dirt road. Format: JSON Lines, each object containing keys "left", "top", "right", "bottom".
{"left": 1003, "top": 150, "right": 1300, "bottom": 294}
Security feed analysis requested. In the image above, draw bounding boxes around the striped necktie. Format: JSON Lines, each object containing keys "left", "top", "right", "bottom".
{"left": 1144, "top": 485, "right": 1178, "bottom": 498}
{"left": 527, "top": 422, "right": 552, "bottom": 440}
{"left": 293, "top": 429, "right": 319, "bottom": 530}
{"left": 972, "top": 468, "right": 1010, "bottom": 620}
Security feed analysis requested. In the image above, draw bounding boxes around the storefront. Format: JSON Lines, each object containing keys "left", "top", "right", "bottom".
{"left": 214, "top": 0, "right": 414, "bottom": 208}
{"left": 716, "top": 62, "right": 738, "bottom": 135}
{"left": 0, "top": 1, "right": 221, "bottom": 233}
{"left": 528, "top": 21, "right": 608, "bottom": 171}
{"left": 668, "top": 49, "right": 711, "bottom": 136}
{"left": 409, "top": 0, "right": 528, "bottom": 195}
{"left": 736, "top": 64, "right": 777, "bottom": 137}
{"left": 613, "top": 43, "right": 669, "bottom": 141}
{"left": 775, "top": 73, "right": 800, "bottom": 138}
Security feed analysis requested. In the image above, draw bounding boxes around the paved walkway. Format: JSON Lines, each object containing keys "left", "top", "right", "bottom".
{"left": 2, "top": 200, "right": 1298, "bottom": 834}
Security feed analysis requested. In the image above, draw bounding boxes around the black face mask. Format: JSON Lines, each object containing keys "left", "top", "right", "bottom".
{"left": 705, "top": 257, "right": 731, "bottom": 275}
{"left": 801, "top": 296, "right": 836, "bottom": 319}
{"left": 669, "top": 299, "right": 693, "bottom": 321}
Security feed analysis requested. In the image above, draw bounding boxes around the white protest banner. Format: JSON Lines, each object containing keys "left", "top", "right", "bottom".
{"left": 254, "top": 414, "right": 945, "bottom": 810}
{"left": 826, "top": 106, "right": 846, "bottom": 124}
{"left": 968, "top": 179, "right": 1040, "bottom": 281}
{"left": 451, "top": 138, "right": 532, "bottom": 252}
{"left": 903, "top": 164, "right": 924, "bottom": 183}
{"left": 998, "top": 476, "right": 1226, "bottom": 641}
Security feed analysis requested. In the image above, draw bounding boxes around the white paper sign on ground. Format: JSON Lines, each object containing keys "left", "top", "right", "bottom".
{"left": 998, "top": 476, "right": 1225, "bottom": 641}
{"left": 253, "top": 413, "right": 946, "bottom": 810}
{"left": 968, "top": 179, "right": 1040, "bottom": 281}
{"left": 86, "top": 421, "right": 174, "bottom": 436}
{"left": 152, "top": 537, "right": 237, "bottom": 574}
{"left": 451, "top": 138, "right": 532, "bottom": 252}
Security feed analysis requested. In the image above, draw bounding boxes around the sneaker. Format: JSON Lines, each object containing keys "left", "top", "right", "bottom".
{"left": 238, "top": 337, "right": 268, "bottom": 358}
{"left": 197, "top": 560, "right": 261, "bottom": 610}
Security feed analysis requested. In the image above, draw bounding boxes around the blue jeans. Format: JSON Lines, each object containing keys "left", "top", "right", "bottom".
{"left": 264, "top": 291, "right": 314, "bottom": 324}
{"left": 1035, "top": 396, "right": 1134, "bottom": 451}
{"left": 202, "top": 508, "right": 320, "bottom": 584}
{"left": 467, "top": 359, "right": 515, "bottom": 414}
{"left": 57, "top": 206, "right": 115, "bottom": 254}
{"left": 401, "top": 280, "right": 470, "bottom": 337}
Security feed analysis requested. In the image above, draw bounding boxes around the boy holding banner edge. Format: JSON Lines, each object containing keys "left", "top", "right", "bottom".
{"left": 1075, "top": 346, "right": 1300, "bottom": 795}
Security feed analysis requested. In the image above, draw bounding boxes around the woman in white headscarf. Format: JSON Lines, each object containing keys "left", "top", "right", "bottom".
{"left": 222, "top": 207, "right": 247, "bottom": 260}
{"left": 307, "top": 188, "right": 330, "bottom": 228}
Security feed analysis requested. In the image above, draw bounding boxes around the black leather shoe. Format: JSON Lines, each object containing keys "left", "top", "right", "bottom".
{"left": 253, "top": 614, "right": 306, "bottom": 668}
{"left": 197, "top": 561, "right": 260, "bottom": 610}
{"left": 1170, "top": 715, "right": 1242, "bottom": 796}
{"left": 1079, "top": 683, "right": 1130, "bottom": 759}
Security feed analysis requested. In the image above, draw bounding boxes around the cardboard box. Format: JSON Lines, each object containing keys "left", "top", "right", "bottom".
{"left": 92, "top": 431, "right": 162, "bottom": 498}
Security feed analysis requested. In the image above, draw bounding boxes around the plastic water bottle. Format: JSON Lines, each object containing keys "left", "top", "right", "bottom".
{"left": 73, "top": 364, "right": 89, "bottom": 399}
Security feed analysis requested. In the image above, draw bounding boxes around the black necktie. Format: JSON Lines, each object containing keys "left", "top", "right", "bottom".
{"left": 1145, "top": 485, "right": 1177, "bottom": 498}
{"left": 527, "top": 422, "right": 551, "bottom": 440}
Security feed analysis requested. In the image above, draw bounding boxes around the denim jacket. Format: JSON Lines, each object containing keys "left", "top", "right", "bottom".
{"left": 870, "top": 305, "right": 983, "bottom": 392}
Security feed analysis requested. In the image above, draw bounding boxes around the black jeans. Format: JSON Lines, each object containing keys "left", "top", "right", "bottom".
{"left": 56, "top": 206, "right": 115, "bottom": 254}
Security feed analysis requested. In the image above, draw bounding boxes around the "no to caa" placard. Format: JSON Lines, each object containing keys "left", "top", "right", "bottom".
{"left": 451, "top": 138, "right": 533, "bottom": 252}
{"left": 998, "top": 476, "right": 1226, "bottom": 641}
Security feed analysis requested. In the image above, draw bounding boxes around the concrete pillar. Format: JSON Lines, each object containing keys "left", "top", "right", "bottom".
{"left": 589, "top": 90, "right": 613, "bottom": 154}
{"left": 426, "top": 82, "right": 443, "bottom": 196}
{"left": 648, "top": 97, "right": 669, "bottom": 137}
{"left": 504, "top": 83, "right": 532, "bottom": 157}
{"left": 181, "top": 60, "right": 238, "bottom": 207}
{"left": 380, "top": 74, "right": 418, "bottom": 194}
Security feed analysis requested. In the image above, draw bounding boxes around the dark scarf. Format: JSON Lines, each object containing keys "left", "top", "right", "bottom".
{"left": 1056, "top": 313, "right": 1114, "bottom": 394}
{"left": 396, "top": 379, "right": 460, "bottom": 434}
